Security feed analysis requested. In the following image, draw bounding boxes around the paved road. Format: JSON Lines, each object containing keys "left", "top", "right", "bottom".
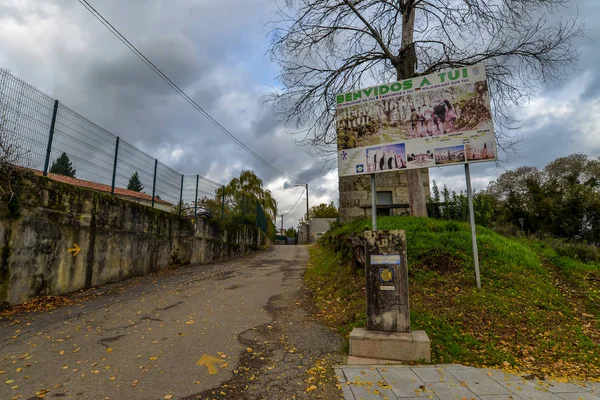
{"left": 0, "top": 246, "right": 343, "bottom": 400}
{"left": 335, "top": 364, "right": 600, "bottom": 400}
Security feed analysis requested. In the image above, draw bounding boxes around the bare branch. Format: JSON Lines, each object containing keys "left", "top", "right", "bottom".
{"left": 269, "top": 0, "right": 583, "bottom": 158}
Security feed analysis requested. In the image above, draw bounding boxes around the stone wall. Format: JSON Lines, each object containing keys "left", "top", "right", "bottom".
{"left": 339, "top": 170, "right": 431, "bottom": 221}
{"left": 0, "top": 171, "right": 267, "bottom": 306}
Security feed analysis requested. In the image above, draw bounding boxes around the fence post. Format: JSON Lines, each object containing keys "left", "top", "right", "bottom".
{"left": 179, "top": 175, "right": 184, "bottom": 217}
{"left": 194, "top": 174, "right": 199, "bottom": 215}
{"left": 221, "top": 185, "right": 225, "bottom": 220}
{"left": 110, "top": 137, "right": 120, "bottom": 194}
{"left": 43, "top": 100, "right": 59, "bottom": 176}
{"left": 151, "top": 159, "right": 158, "bottom": 209}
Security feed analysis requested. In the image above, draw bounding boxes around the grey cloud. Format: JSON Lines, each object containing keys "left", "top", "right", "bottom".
{"left": 4, "top": 0, "right": 600, "bottom": 214}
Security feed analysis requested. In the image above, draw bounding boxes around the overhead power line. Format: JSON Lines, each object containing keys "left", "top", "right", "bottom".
{"left": 283, "top": 187, "right": 305, "bottom": 216}
{"left": 78, "top": 0, "right": 304, "bottom": 185}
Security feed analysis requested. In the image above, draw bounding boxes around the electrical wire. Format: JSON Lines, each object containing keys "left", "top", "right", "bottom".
{"left": 282, "top": 187, "right": 305, "bottom": 216}
{"left": 78, "top": 0, "right": 305, "bottom": 186}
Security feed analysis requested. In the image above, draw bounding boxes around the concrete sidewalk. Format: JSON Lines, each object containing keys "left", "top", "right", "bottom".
{"left": 335, "top": 364, "right": 600, "bottom": 399}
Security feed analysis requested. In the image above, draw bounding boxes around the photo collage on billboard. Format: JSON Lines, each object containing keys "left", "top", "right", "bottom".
{"left": 336, "top": 64, "right": 496, "bottom": 177}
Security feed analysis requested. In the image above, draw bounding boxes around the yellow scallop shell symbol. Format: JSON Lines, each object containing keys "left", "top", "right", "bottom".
{"left": 380, "top": 269, "right": 393, "bottom": 282}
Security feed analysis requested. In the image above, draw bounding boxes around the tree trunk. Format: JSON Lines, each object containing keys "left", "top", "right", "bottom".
{"left": 398, "top": 2, "right": 428, "bottom": 217}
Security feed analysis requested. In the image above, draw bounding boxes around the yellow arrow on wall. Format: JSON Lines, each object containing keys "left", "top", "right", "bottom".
{"left": 196, "top": 354, "right": 225, "bottom": 375}
{"left": 68, "top": 243, "right": 81, "bottom": 257}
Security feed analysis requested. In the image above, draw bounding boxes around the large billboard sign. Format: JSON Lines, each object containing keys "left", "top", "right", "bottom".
{"left": 336, "top": 64, "right": 496, "bottom": 177}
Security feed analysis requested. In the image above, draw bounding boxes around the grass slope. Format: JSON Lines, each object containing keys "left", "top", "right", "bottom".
{"left": 305, "top": 216, "right": 600, "bottom": 381}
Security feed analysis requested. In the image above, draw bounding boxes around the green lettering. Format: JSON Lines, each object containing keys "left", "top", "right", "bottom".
{"left": 337, "top": 95, "right": 345, "bottom": 104}
{"left": 462, "top": 68, "right": 468, "bottom": 78}
{"left": 403, "top": 80, "right": 413, "bottom": 90}
{"left": 353, "top": 91, "right": 362, "bottom": 100}
{"left": 438, "top": 72, "right": 446, "bottom": 83}
{"left": 345, "top": 93, "right": 352, "bottom": 102}
{"left": 448, "top": 70, "right": 460, "bottom": 81}
{"left": 390, "top": 82, "right": 402, "bottom": 92}
{"left": 374, "top": 87, "right": 378, "bottom": 96}
{"left": 420, "top": 77, "right": 431, "bottom": 87}
{"left": 364, "top": 88, "right": 373, "bottom": 96}
{"left": 379, "top": 85, "right": 389, "bottom": 95}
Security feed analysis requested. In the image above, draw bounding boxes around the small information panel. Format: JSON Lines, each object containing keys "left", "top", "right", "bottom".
{"left": 371, "top": 254, "right": 401, "bottom": 290}
{"left": 371, "top": 254, "right": 401, "bottom": 265}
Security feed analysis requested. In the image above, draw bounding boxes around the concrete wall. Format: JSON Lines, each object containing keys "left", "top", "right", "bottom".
{"left": 339, "top": 170, "right": 431, "bottom": 222}
{"left": 0, "top": 171, "right": 267, "bottom": 306}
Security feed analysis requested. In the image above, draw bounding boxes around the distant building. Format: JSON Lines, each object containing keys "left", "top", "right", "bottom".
{"left": 31, "top": 170, "right": 173, "bottom": 212}
{"left": 339, "top": 170, "right": 430, "bottom": 222}
{"left": 298, "top": 218, "right": 337, "bottom": 244}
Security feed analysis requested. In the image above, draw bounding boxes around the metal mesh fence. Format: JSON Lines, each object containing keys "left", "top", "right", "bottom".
{"left": 0, "top": 69, "right": 54, "bottom": 171}
{"left": 0, "top": 68, "right": 274, "bottom": 235}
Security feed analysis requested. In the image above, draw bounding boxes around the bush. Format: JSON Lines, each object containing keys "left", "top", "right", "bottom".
{"left": 546, "top": 239, "right": 600, "bottom": 263}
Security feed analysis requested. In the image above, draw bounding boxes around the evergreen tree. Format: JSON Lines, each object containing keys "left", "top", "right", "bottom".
{"left": 49, "top": 152, "right": 76, "bottom": 177}
{"left": 127, "top": 171, "right": 145, "bottom": 192}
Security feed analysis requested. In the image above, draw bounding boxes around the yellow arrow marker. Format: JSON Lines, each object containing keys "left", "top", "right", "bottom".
{"left": 196, "top": 354, "right": 225, "bottom": 375}
{"left": 68, "top": 243, "right": 81, "bottom": 257}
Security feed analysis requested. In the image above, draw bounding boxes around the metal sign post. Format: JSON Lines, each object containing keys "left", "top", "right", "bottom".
{"left": 371, "top": 174, "right": 377, "bottom": 231}
{"left": 464, "top": 163, "right": 481, "bottom": 290}
{"left": 518, "top": 218, "right": 525, "bottom": 234}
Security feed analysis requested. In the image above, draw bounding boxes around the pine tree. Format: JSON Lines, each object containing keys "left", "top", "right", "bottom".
{"left": 127, "top": 171, "right": 145, "bottom": 192}
{"left": 49, "top": 152, "right": 76, "bottom": 177}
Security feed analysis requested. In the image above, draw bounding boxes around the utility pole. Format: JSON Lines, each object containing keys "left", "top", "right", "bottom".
{"left": 281, "top": 214, "right": 284, "bottom": 234}
{"left": 294, "top": 183, "right": 310, "bottom": 243}
{"left": 305, "top": 184, "right": 309, "bottom": 221}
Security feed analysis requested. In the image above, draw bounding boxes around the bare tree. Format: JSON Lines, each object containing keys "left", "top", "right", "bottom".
{"left": 270, "top": 0, "right": 583, "bottom": 216}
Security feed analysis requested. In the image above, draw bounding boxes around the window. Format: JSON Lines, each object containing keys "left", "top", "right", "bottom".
{"left": 376, "top": 191, "right": 392, "bottom": 217}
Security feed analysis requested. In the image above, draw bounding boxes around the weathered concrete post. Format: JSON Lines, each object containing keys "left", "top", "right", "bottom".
{"left": 349, "top": 229, "right": 431, "bottom": 363}
{"left": 364, "top": 230, "right": 410, "bottom": 332}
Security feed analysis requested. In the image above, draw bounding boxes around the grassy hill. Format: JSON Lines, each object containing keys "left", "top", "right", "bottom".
{"left": 305, "top": 216, "right": 600, "bottom": 381}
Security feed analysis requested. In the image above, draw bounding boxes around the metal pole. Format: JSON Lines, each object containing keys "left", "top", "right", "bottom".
{"left": 110, "top": 137, "right": 120, "bottom": 194}
{"left": 43, "top": 100, "right": 59, "bottom": 176}
{"left": 179, "top": 175, "right": 184, "bottom": 217}
{"left": 281, "top": 214, "right": 284, "bottom": 233}
{"left": 371, "top": 174, "right": 377, "bottom": 231}
{"left": 151, "top": 159, "right": 158, "bottom": 209}
{"left": 194, "top": 175, "right": 199, "bottom": 215}
{"left": 221, "top": 185, "right": 225, "bottom": 220}
{"left": 305, "top": 183, "right": 309, "bottom": 242}
{"left": 465, "top": 163, "right": 481, "bottom": 290}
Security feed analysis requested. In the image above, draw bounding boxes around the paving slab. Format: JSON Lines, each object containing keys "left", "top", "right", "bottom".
{"left": 480, "top": 368, "right": 524, "bottom": 381}
{"left": 410, "top": 366, "right": 454, "bottom": 383}
{"left": 342, "top": 367, "right": 397, "bottom": 399}
{"left": 542, "top": 381, "right": 591, "bottom": 394}
{"left": 497, "top": 379, "right": 565, "bottom": 399}
{"left": 479, "top": 395, "right": 524, "bottom": 400}
{"left": 377, "top": 367, "right": 432, "bottom": 398}
{"left": 556, "top": 393, "right": 600, "bottom": 400}
{"left": 336, "top": 364, "right": 600, "bottom": 400}
{"left": 445, "top": 367, "right": 512, "bottom": 396}
{"left": 426, "top": 381, "right": 479, "bottom": 400}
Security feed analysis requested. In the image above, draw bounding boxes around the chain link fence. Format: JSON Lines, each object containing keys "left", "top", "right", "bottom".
{"left": 0, "top": 68, "right": 273, "bottom": 236}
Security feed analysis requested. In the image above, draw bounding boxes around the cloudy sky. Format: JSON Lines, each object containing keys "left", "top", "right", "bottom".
{"left": 0, "top": 0, "right": 597, "bottom": 228}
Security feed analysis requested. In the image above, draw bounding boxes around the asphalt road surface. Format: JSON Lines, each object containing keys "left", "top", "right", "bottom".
{"left": 0, "top": 246, "right": 343, "bottom": 400}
